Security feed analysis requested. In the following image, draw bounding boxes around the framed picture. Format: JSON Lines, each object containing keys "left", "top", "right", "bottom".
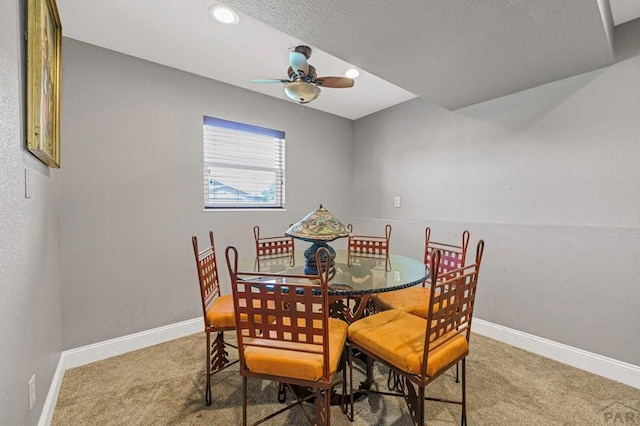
{"left": 27, "top": 0, "right": 62, "bottom": 168}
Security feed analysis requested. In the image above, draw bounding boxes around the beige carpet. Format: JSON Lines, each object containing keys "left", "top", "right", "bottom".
{"left": 52, "top": 332, "right": 639, "bottom": 425}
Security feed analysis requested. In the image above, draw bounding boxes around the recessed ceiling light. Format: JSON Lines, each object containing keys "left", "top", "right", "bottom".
{"left": 209, "top": 4, "right": 239, "bottom": 25}
{"left": 345, "top": 68, "right": 360, "bottom": 79}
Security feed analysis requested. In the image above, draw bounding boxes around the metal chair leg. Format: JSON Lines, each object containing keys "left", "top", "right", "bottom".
{"left": 206, "top": 331, "right": 232, "bottom": 406}
{"left": 419, "top": 385, "right": 425, "bottom": 426}
{"left": 341, "top": 350, "right": 348, "bottom": 416}
{"left": 387, "top": 369, "right": 404, "bottom": 393}
{"left": 242, "top": 376, "right": 248, "bottom": 426}
{"left": 348, "top": 345, "right": 354, "bottom": 422}
{"left": 461, "top": 358, "right": 467, "bottom": 426}
{"left": 323, "top": 388, "right": 331, "bottom": 425}
{"left": 311, "top": 388, "right": 330, "bottom": 426}
{"left": 205, "top": 332, "right": 212, "bottom": 406}
{"left": 277, "top": 382, "right": 287, "bottom": 403}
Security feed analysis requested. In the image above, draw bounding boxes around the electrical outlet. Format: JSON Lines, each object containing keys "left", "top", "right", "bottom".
{"left": 393, "top": 196, "right": 401, "bottom": 208}
{"left": 28, "top": 374, "right": 36, "bottom": 411}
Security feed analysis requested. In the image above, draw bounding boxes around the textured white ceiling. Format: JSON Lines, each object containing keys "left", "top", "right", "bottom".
{"left": 224, "top": 0, "right": 617, "bottom": 110}
{"left": 56, "top": 0, "right": 416, "bottom": 120}
{"left": 58, "top": 0, "right": 631, "bottom": 119}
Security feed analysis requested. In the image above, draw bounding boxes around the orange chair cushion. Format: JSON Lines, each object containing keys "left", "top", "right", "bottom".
{"left": 348, "top": 310, "right": 467, "bottom": 377}
{"left": 243, "top": 318, "right": 348, "bottom": 382}
{"left": 205, "top": 295, "right": 276, "bottom": 329}
{"left": 374, "top": 286, "right": 431, "bottom": 318}
{"left": 205, "top": 294, "right": 236, "bottom": 328}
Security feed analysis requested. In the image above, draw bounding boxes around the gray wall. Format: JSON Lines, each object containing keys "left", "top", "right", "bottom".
{"left": 351, "top": 58, "right": 640, "bottom": 365}
{"left": 0, "top": 0, "right": 63, "bottom": 424}
{"left": 59, "top": 39, "right": 353, "bottom": 350}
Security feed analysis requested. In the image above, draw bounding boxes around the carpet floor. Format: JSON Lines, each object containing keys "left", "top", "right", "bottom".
{"left": 52, "top": 332, "right": 639, "bottom": 425}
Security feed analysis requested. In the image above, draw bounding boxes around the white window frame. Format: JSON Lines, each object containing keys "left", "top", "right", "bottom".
{"left": 203, "top": 116, "right": 285, "bottom": 210}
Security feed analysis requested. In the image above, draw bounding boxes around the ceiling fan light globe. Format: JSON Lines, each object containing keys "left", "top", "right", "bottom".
{"left": 284, "top": 81, "right": 320, "bottom": 103}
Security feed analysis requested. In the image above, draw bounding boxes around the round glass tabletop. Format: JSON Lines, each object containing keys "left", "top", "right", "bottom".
{"left": 239, "top": 249, "right": 428, "bottom": 296}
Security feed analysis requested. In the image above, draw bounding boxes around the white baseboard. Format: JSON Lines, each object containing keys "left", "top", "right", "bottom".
{"left": 473, "top": 318, "right": 640, "bottom": 389}
{"left": 39, "top": 317, "right": 202, "bottom": 426}
{"left": 63, "top": 317, "right": 202, "bottom": 369}
{"left": 38, "top": 354, "right": 66, "bottom": 426}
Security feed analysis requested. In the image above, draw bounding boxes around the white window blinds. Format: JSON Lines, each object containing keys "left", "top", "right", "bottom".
{"left": 203, "top": 117, "right": 285, "bottom": 209}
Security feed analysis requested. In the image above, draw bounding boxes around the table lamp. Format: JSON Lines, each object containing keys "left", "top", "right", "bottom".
{"left": 285, "top": 204, "right": 351, "bottom": 274}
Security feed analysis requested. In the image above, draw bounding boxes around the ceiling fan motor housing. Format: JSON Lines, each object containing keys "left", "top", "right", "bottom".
{"left": 288, "top": 64, "right": 317, "bottom": 82}
{"left": 294, "top": 45, "right": 312, "bottom": 59}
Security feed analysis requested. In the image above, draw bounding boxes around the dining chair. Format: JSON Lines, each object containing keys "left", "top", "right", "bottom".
{"left": 253, "top": 225, "right": 295, "bottom": 270}
{"left": 347, "top": 240, "right": 485, "bottom": 425}
{"left": 225, "top": 246, "right": 348, "bottom": 426}
{"left": 347, "top": 223, "right": 392, "bottom": 271}
{"left": 191, "top": 231, "right": 239, "bottom": 406}
{"left": 373, "top": 227, "right": 470, "bottom": 318}
{"left": 373, "top": 227, "right": 470, "bottom": 385}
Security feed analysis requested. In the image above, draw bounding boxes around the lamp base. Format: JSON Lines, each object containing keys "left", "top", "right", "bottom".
{"left": 303, "top": 241, "right": 336, "bottom": 275}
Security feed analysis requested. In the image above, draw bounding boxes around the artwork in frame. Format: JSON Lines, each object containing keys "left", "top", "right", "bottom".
{"left": 27, "top": 0, "right": 62, "bottom": 168}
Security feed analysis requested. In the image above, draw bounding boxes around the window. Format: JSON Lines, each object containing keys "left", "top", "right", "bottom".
{"left": 203, "top": 116, "right": 285, "bottom": 209}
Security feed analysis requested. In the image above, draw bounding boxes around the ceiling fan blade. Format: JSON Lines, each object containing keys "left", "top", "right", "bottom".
{"left": 289, "top": 51, "right": 309, "bottom": 77}
{"left": 251, "top": 79, "right": 289, "bottom": 84}
{"left": 315, "top": 77, "right": 355, "bottom": 88}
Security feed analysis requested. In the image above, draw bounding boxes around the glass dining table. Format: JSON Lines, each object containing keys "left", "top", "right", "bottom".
{"left": 239, "top": 248, "right": 428, "bottom": 323}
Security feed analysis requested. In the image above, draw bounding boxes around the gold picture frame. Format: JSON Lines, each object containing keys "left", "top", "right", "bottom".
{"left": 27, "top": 0, "right": 62, "bottom": 168}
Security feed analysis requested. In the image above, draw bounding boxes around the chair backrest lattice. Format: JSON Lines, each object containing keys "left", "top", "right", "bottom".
{"left": 347, "top": 224, "right": 392, "bottom": 271}
{"left": 226, "top": 246, "right": 333, "bottom": 382}
{"left": 424, "top": 227, "right": 470, "bottom": 284}
{"left": 422, "top": 240, "right": 484, "bottom": 378}
{"left": 192, "top": 231, "right": 222, "bottom": 318}
{"left": 253, "top": 225, "right": 295, "bottom": 258}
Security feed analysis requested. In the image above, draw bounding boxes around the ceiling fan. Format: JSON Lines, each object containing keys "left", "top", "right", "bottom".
{"left": 251, "top": 45, "right": 355, "bottom": 104}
